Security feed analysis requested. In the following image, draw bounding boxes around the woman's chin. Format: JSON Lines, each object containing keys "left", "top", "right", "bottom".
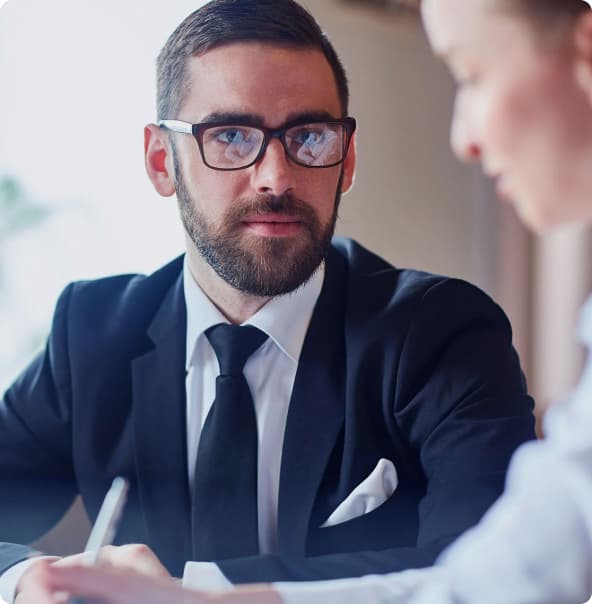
{"left": 513, "top": 197, "right": 562, "bottom": 235}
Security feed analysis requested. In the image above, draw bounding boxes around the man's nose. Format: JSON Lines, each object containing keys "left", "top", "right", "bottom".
{"left": 250, "top": 138, "right": 296, "bottom": 196}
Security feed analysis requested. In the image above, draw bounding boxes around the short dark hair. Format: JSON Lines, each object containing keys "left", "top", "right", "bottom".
{"left": 156, "top": 0, "right": 349, "bottom": 120}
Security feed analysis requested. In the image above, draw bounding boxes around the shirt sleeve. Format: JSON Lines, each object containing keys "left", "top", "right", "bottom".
{"left": 183, "top": 561, "right": 233, "bottom": 591}
{"left": 425, "top": 395, "right": 592, "bottom": 604}
{"left": 274, "top": 567, "right": 439, "bottom": 604}
{"left": 0, "top": 557, "right": 56, "bottom": 604}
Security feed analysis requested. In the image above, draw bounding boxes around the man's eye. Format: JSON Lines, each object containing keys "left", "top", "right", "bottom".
{"left": 294, "top": 129, "right": 324, "bottom": 147}
{"left": 215, "top": 129, "right": 247, "bottom": 144}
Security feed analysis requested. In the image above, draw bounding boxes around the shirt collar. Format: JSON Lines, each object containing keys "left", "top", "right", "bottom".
{"left": 183, "top": 256, "right": 324, "bottom": 370}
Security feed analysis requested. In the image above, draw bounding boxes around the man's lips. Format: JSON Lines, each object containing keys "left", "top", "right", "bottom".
{"left": 243, "top": 212, "right": 301, "bottom": 223}
{"left": 241, "top": 213, "right": 305, "bottom": 236}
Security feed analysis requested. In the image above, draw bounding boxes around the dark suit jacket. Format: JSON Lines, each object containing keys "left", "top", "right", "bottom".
{"left": 0, "top": 238, "right": 535, "bottom": 582}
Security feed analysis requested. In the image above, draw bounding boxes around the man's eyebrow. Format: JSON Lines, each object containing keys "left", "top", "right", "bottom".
{"left": 197, "top": 110, "right": 342, "bottom": 128}
{"left": 199, "top": 112, "right": 265, "bottom": 126}
{"left": 282, "top": 110, "right": 341, "bottom": 125}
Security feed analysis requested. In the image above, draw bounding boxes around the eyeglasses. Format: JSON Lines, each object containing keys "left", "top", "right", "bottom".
{"left": 158, "top": 117, "right": 356, "bottom": 171}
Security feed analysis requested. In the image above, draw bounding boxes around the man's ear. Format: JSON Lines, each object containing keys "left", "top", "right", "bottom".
{"left": 573, "top": 11, "right": 592, "bottom": 104}
{"left": 144, "top": 124, "right": 176, "bottom": 197}
{"left": 340, "top": 132, "right": 357, "bottom": 194}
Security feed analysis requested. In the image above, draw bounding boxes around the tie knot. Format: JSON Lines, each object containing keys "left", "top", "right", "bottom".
{"left": 206, "top": 324, "right": 267, "bottom": 376}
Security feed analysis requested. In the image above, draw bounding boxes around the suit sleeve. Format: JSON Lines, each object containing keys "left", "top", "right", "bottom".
{"left": 211, "top": 278, "right": 536, "bottom": 583}
{"left": 0, "top": 284, "right": 77, "bottom": 573}
{"left": 396, "top": 278, "right": 535, "bottom": 546}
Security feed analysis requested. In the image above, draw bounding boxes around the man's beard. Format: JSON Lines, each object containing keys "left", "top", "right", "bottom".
{"left": 173, "top": 154, "right": 340, "bottom": 297}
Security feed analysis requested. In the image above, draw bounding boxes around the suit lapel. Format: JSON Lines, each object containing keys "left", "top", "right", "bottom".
{"left": 278, "top": 249, "right": 347, "bottom": 556}
{"left": 132, "top": 272, "right": 192, "bottom": 576}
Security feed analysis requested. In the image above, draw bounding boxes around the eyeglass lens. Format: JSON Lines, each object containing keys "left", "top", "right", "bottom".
{"left": 201, "top": 122, "right": 347, "bottom": 169}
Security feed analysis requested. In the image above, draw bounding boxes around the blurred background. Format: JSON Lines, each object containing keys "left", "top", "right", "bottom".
{"left": 1, "top": 0, "right": 591, "bottom": 550}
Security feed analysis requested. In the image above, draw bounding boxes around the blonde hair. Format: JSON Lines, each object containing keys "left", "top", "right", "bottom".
{"left": 500, "top": 0, "right": 588, "bottom": 29}
{"left": 415, "top": 0, "right": 589, "bottom": 22}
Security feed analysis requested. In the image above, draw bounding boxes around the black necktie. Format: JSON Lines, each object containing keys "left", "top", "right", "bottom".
{"left": 192, "top": 323, "right": 267, "bottom": 561}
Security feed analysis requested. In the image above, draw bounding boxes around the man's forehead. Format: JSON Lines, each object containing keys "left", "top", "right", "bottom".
{"left": 180, "top": 43, "right": 342, "bottom": 123}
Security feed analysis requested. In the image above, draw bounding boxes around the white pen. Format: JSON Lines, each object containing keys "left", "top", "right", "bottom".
{"left": 82, "top": 476, "right": 129, "bottom": 565}
{"left": 70, "top": 476, "right": 129, "bottom": 603}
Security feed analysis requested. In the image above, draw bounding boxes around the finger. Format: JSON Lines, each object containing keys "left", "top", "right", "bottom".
{"left": 54, "top": 553, "right": 87, "bottom": 567}
{"left": 100, "top": 544, "right": 170, "bottom": 579}
{"left": 54, "top": 545, "right": 169, "bottom": 579}
{"left": 36, "top": 564, "right": 186, "bottom": 604}
{"left": 16, "top": 560, "right": 67, "bottom": 604}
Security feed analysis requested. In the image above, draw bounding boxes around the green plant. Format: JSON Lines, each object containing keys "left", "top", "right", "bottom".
{"left": 0, "top": 176, "right": 51, "bottom": 239}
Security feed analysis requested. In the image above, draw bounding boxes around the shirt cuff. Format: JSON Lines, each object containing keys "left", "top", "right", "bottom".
{"left": 274, "top": 568, "right": 439, "bottom": 604}
{"left": 182, "top": 561, "right": 232, "bottom": 591}
{"left": 0, "top": 557, "right": 56, "bottom": 604}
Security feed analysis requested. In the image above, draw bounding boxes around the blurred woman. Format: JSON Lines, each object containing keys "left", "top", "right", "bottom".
{"left": 19, "top": 1, "right": 592, "bottom": 602}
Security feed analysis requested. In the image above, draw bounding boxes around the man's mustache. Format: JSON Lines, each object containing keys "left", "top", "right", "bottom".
{"left": 229, "top": 194, "right": 318, "bottom": 223}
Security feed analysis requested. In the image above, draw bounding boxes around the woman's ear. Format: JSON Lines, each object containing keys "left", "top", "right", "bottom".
{"left": 144, "top": 124, "right": 176, "bottom": 197}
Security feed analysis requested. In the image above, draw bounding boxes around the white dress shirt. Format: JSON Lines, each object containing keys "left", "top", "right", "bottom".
{"left": 183, "top": 257, "right": 323, "bottom": 586}
{"left": 0, "top": 258, "right": 324, "bottom": 603}
{"left": 275, "top": 294, "right": 592, "bottom": 604}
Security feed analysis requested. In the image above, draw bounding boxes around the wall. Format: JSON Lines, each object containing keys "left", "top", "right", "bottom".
{"left": 305, "top": 2, "right": 495, "bottom": 286}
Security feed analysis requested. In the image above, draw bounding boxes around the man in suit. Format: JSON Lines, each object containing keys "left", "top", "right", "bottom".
{"left": 0, "top": 0, "right": 535, "bottom": 601}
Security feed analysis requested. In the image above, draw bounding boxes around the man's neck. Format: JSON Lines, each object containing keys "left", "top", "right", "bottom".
{"left": 184, "top": 244, "right": 272, "bottom": 325}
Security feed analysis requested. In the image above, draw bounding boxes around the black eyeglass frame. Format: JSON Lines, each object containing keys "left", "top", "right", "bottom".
{"left": 158, "top": 116, "right": 357, "bottom": 171}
